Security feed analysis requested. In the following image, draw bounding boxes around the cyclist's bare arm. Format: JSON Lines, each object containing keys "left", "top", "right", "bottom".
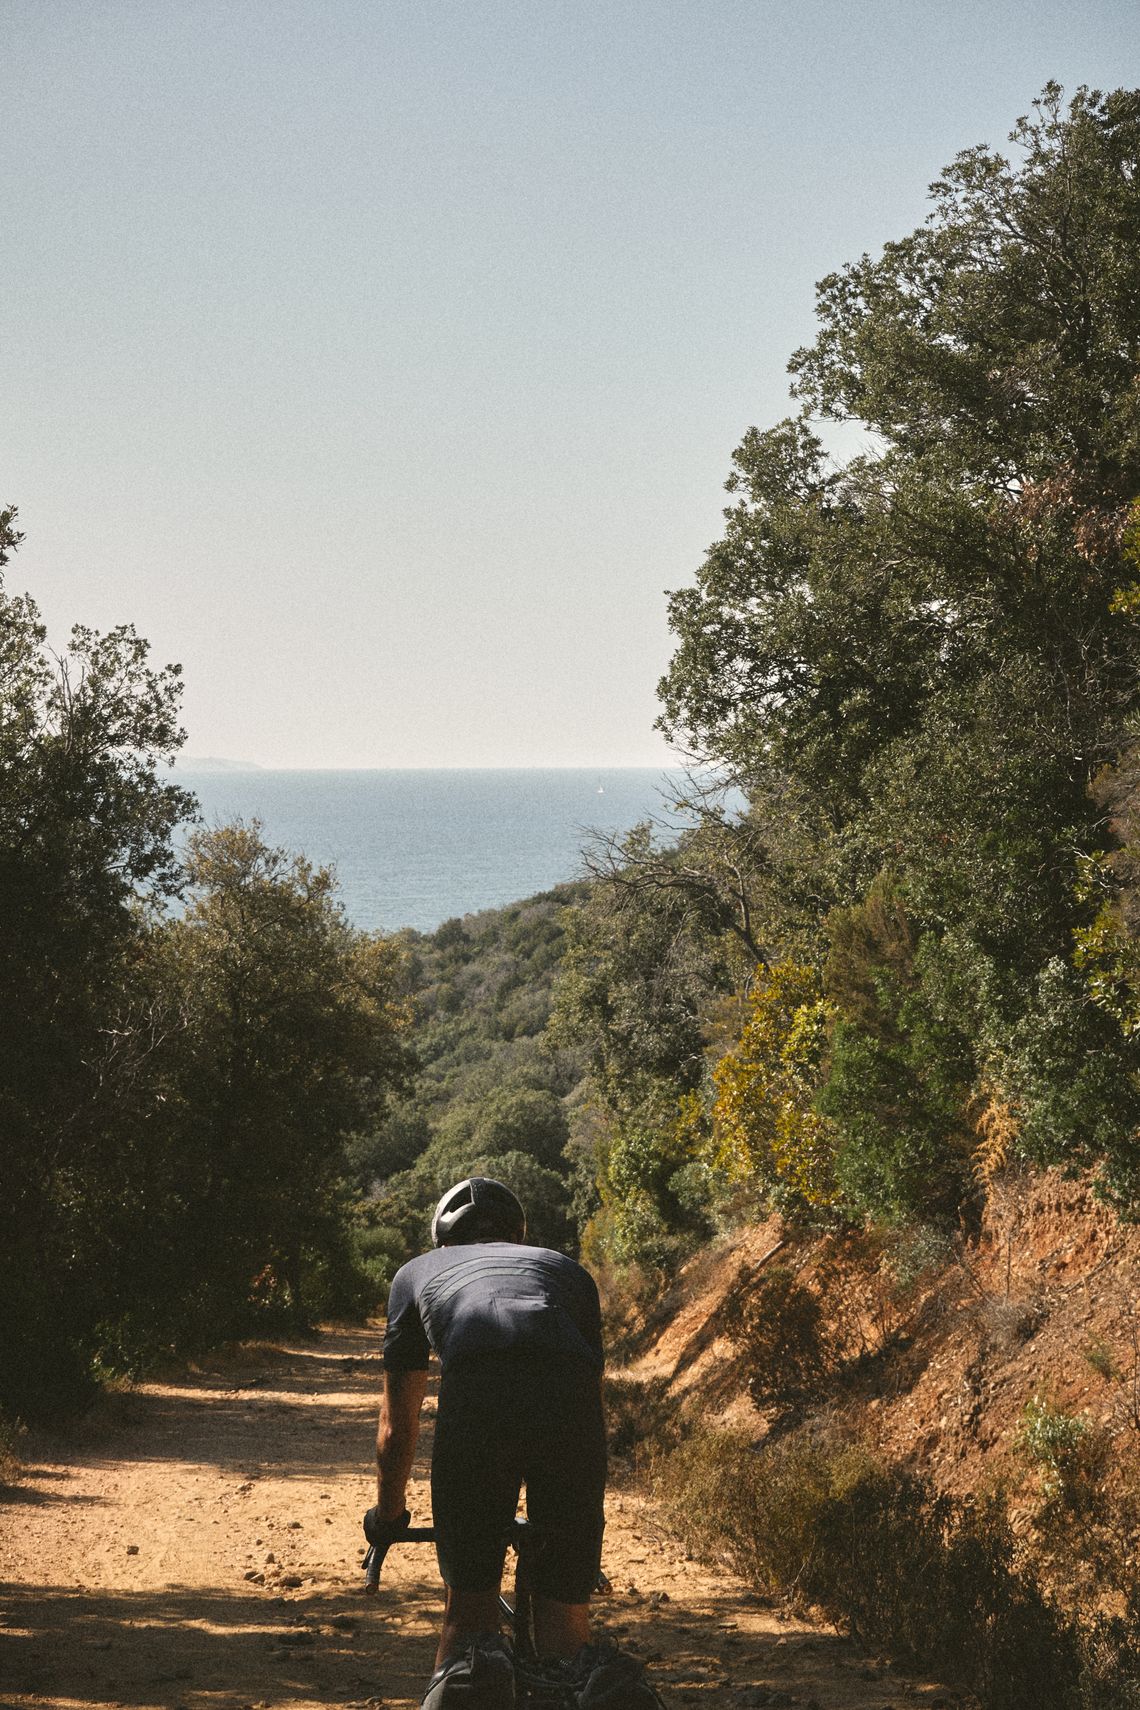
{"left": 376, "top": 1367, "right": 428, "bottom": 1520}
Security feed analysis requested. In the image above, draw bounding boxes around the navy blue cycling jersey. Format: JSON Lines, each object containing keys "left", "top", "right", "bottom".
{"left": 382, "top": 1242, "right": 604, "bottom": 1374}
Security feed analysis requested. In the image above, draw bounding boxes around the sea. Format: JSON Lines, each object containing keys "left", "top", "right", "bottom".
{"left": 175, "top": 768, "right": 692, "bottom": 935}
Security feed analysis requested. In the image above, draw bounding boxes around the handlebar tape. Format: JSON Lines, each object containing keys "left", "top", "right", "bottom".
{"left": 361, "top": 1512, "right": 436, "bottom": 1594}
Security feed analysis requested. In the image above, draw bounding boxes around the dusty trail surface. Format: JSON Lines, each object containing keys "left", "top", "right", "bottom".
{"left": 1, "top": 1325, "right": 958, "bottom": 1710}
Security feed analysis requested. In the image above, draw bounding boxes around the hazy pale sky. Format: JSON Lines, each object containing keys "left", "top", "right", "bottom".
{"left": 5, "top": 3, "right": 1138, "bottom": 767}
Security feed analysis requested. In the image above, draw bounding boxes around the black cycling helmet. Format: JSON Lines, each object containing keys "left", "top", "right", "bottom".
{"left": 431, "top": 1176, "right": 526, "bottom": 1247}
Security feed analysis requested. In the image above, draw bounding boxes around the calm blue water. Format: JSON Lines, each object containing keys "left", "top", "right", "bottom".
{"left": 176, "top": 768, "right": 689, "bottom": 934}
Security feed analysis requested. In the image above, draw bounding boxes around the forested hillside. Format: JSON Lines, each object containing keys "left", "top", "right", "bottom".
{"left": 348, "top": 885, "right": 593, "bottom": 1272}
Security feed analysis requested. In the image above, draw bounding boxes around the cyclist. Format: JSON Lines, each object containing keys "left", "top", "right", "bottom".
{"left": 366, "top": 1175, "right": 661, "bottom": 1709}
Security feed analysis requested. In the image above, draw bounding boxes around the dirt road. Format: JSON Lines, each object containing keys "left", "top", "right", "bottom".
{"left": 0, "top": 1325, "right": 960, "bottom": 1710}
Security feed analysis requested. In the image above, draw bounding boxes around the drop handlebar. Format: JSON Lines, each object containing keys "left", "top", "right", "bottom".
{"left": 362, "top": 1520, "right": 436, "bottom": 1593}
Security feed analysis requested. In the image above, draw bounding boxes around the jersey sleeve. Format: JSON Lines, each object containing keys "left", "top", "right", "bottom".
{"left": 382, "top": 1261, "right": 432, "bottom": 1371}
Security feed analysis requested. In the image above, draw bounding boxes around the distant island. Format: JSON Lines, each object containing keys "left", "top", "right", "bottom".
{"left": 175, "top": 756, "right": 264, "bottom": 773}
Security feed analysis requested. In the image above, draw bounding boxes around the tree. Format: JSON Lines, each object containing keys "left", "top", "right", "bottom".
{"left": 660, "top": 87, "right": 1140, "bottom": 916}
{"left": 0, "top": 507, "right": 194, "bottom": 1410}
{"left": 432, "top": 1086, "right": 570, "bottom": 1174}
{"left": 711, "top": 962, "right": 839, "bottom": 1213}
{"left": 547, "top": 840, "right": 741, "bottom": 1262}
{"left": 655, "top": 86, "right": 1140, "bottom": 1212}
{"left": 550, "top": 829, "right": 734, "bottom": 1101}
{"left": 151, "top": 822, "right": 414, "bottom": 1332}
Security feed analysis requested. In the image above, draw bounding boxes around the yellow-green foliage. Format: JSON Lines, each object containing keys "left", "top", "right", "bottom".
{"left": 1073, "top": 851, "right": 1140, "bottom": 1038}
{"left": 1107, "top": 498, "right": 1140, "bottom": 615}
{"left": 670, "top": 1087, "right": 710, "bottom": 1165}
{"left": 1075, "top": 510, "right": 1140, "bottom": 1036}
{"left": 711, "top": 961, "right": 839, "bottom": 1208}
{"left": 970, "top": 1080, "right": 1022, "bottom": 1184}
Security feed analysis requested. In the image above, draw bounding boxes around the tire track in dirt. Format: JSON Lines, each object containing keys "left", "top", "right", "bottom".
{"left": 0, "top": 1325, "right": 963, "bottom": 1710}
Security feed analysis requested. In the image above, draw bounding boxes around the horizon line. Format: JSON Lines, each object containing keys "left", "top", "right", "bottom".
{"left": 174, "top": 760, "right": 693, "bottom": 774}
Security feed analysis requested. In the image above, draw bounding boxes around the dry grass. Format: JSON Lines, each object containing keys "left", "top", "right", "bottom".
{"left": 604, "top": 1373, "right": 682, "bottom": 1464}
{"left": 650, "top": 1419, "right": 1140, "bottom": 1710}
{"left": 720, "top": 1262, "right": 832, "bottom": 1406}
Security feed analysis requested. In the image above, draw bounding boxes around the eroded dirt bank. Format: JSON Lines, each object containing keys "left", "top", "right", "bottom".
{"left": 1, "top": 1324, "right": 961, "bottom": 1710}
{"left": 618, "top": 1171, "right": 1140, "bottom": 1509}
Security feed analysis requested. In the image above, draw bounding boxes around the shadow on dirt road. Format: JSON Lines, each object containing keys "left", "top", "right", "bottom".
{"left": 0, "top": 1324, "right": 961, "bottom": 1710}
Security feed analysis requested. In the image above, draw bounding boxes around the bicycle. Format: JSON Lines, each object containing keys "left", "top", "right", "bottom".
{"left": 362, "top": 1513, "right": 611, "bottom": 1669}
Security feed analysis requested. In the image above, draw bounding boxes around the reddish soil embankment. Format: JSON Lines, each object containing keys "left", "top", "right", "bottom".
{"left": 621, "top": 1170, "right": 1140, "bottom": 1541}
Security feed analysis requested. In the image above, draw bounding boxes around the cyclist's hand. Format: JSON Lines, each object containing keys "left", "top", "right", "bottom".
{"left": 363, "top": 1505, "right": 411, "bottom": 1547}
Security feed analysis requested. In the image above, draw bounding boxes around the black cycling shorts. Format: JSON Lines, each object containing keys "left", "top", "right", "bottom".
{"left": 430, "top": 1351, "right": 606, "bottom": 1603}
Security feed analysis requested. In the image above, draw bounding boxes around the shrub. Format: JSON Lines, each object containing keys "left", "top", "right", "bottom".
{"left": 665, "top": 1160, "right": 720, "bottom": 1228}
{"left": 821, "top": 966, "right": 976, "bottom": 1225}
{"left": 580, "top": 1215, "right": 664, "bottom": 1358}
{"left": 655, "top": 1425, "right": 1080, "bottom": 1710}
{"left": 880, "top": 1221, "right": 954, "bottom": 1294}
{"left": 994, "top": 956, "right": 1140, "bottom": 1208}
{"left": 711, "top": 962, "right": 840, "bottom": 1212}
{"left": 593, "top": 1082, "right": 719, "bottom": 1269}
{"left": 820, "top": 882, "right": 978, "bottom": 1225}
{"left": 1016, "top": 1395, "right": 1100, "bottom": 1507}
{"left": 353, "top": 1221, "right": 410, "bottom": 1304}
{"left": 1084, "top": 1337, "right": 1121, "bottom": 1382}
{"left": 1017, "top": 1400, "right": 1130, "bottom": 1629}
{"left": 656, "top": 1424, "right": 857, "bottom": 1591}
{"left": 1079, "top": 1598, "right": 1140, "bottom": 1710}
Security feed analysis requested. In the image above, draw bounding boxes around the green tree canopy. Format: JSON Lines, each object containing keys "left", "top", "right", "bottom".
{"left": 151, "top": 822, "right": 414, "bottom": 1331}
{"left": 654, "top": 85, "right": 1140, "bottom": 1220}
{"left": 659, "top": 87, "right": 1140, "bottom": 933}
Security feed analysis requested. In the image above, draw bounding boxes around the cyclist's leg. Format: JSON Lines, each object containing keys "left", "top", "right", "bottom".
{"left": 518, "top": 1367, "right": 665, "bottom": 1705}
{"left": 520, "top": 1362, "right": 606, "bottom": 1661}
{"left": 437, "top": 1587, "right": 504, "bottom": 1671}
{"left": 431, "top": 1358, "right": 523, "bottom": 1666}
{"left": 532, "top": 1594, "right": 590, "bottom": 1660}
